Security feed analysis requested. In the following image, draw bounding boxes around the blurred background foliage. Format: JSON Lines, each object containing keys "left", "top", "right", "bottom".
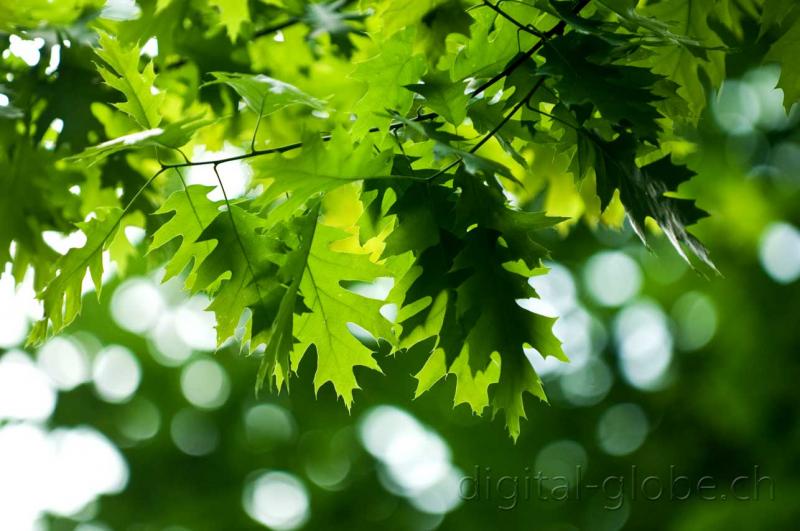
{"left": 2, "top": 0, "right": 800, "bottom": 530}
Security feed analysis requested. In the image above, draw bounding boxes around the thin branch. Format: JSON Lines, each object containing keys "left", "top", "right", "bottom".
{"left": 253, "top": 0, "right": 360, "bottom": 39}
{"left": 426, "top": 158, "right": 463, "bottom": 182}
{"left": 471, "top": 77, "right": 545, "bottom": 154}
{"left": 469, "top": 0, "right": 591, "bottom": 99}
{"left": 162, "top": 1, "right": 590, "bottom": 172}
{"left": 426, "top": 77, "right": 546, "bottom": 181}
{"left": 161, "top": 113, "right": 441, "bottom": 170}
{"left": 253, "top": 17, "right": 300, "bottom": 39}
{"left": 524, "top": 102, "right": 579, "bottom": 130}
{"left": 482, "top": 0, "right": 544, "bottom": 37}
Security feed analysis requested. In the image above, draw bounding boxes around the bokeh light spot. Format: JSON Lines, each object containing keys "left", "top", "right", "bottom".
{"left": 597, "top": 403, "right": 649, "bottom": 456}
{"left": 584, "top": 251, "right": 642, "bottom": 307}
{"left": 614, "top": 300, "right": 673, "bottom": 391}
{"left": 243, "top": 471, "right": 310, "bottom": 530}
{"left": 759, "top": 222, "right": 800, "bottom": 284}
{"left": 170, "top": 409, "right": 219, "bottom": 456}
{"left": 117, "top": 397, "right": 161, "bottom": 442}
{"left": 560, "top": 358, "right": 614, "bottom": 407}
{"left": 92, "top": 345, "right": 142, "bottom": 403}
{"left": 180, "top": 358, "right": 230, "bottom": 410}
{"left": 245, "top": 404, "right": 297, "bottom": 448}
{"left": 672, "top": 292, "right": 718, "bottom": 351}
{"left": 37, "top": 336, "right": 90, "bottom": 391}
{"left": 0, "top": 351, "right": 56, "bottom": 422}
{"left": 110, "top": 277, "right": 165, "bottom": 334}
{"left": 535, "top": 440, "right": 588, "bottom": 491}
{"left": 174, "top": 296, "right": 218, "bottom": 351}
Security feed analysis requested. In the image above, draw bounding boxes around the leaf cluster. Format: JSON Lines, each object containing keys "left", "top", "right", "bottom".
{"left": 2, "top": 0, "right": 798, "bottom": 438}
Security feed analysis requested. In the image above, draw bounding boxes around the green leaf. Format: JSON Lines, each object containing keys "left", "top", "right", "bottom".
{"left": 454, "top": 169, "right": 562, "bottom": 269}
{"left": 640, "top": 0, "right": 727, "bottom": 122}
{"left": 0, "top": 0, "right": 103, "bottom": 31}
{"left": 351, "top": 26, "right": 427, "bottom": 135}
{"left": 541, "top": 33, "right": 664, "bottom": 141}
{"left": 257, "top": 207, "right": 320, "bottom": 393}
{"left": 765, "top": 16, "right": 800, "bottom": 112}
{"left": 148, "top": 184, "right": 221, "bottom": 285}
{"left": 582, "top": 131, "right": 715, "bottom": 269}
{"left": 0, "top": 144, "right": 80, "bottom": 286}
{"left": 253, "top": 128, "right": 393, "bottom": 226}
{"left": 209, "top": 0, "right": 250, "bottom": 41}
{"left": 761, "top": 0, "right": 799, "bottom": 36}
{"left": 374, "top": 169, "right": 563, "bottom": 437}
{"left": 292, "top": 222, "right": 394, "bottom": 408}
{"left": 64, "top": 116, "right": 212, "bottom": 166}
{"left": 454, "top": 228, "right": 563, "bottom": 367}
{"left": 27, "top": 207, "right": 123, "bottom": 345}
{"left": 190, "top": 202, "right": 286, "bottom": 349}
{"left": 491, "top": 346, "right": 548, "bottom": 442}
{"left": 418, "top": 0, "right": 474, "bottom": 60}
{"left": 302, "top": 0, "right": 369, "bottom": 57}
{"left": 206, "top": 72, "right": 325, "bottom": 117}
{"left": 450, "top": 229, "right": 561, "bottom": 439}
{"left": 451, "top": 5, "right": 531, "bottom": 82}
{"left": 95, "top": 32, "right": 164, "bottom": 130}
{"left": 33, "top": 43, "right": 107, "bottom": 151}
{"left": 405, "top": 72, "right": 470, "bottom": 125}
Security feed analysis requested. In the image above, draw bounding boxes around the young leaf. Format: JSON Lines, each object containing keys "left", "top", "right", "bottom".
{"left": 27, "top": 208, "right": 123, "bottom": 345}
{"left": 209, "top": 0, "right": 249, "bottom": 41}
{"left": 148, "top": 184, "right": 221, "bottom": 285}
{"left": 292, "top": 222, "right": 395, "bottom": 408}
{"left": 252, "top": 128, "right": 393, "bottom": 226}
{"left": 206, "top": 72, "right": 325, "bottom": 117}
{"left": 351, "top": 26, "right": 427, "bottom": 135}
{"left": 95, "top": 32, "right": 164, "bottom": 130}
{"left": 405, "top": 72, "right": 470, "bottom": 125}
{"left": 63, "top": 116, "right": 212, "bottom": 166}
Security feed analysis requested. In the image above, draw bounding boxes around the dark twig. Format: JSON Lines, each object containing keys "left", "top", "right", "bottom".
{"left": 156, "top": 1, "right": 591, "bottom": 178}
{"left": 469, "top": 0, "right": 591, "bottom": 99}
{"left": 482, "top": 0, "right": 544, "bottom": 37}
{"left": 471, "top": 77, "right": 545, "bottom": 154}
{"left": 253, "top": 0, "right": 360, "bottom": 38}
{"left": 253, "top": 17, "right": 300, "bottom": 39}
{"left": 78, "top": 0, "right": 593, "bottom": 279}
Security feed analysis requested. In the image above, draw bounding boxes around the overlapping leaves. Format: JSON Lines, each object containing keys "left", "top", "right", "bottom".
{"left": 6, "top": 0, "right": 800, "bottom": 440}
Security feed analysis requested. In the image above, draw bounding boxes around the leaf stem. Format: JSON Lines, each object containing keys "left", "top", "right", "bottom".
{"left": 155, "top": 3, "right": 591, "bottom": 183}
{"left": 471, "top": 77, "right": 545, "bottom": 154}
{"left": 482, "top": 0, "right": 544, "bottom": 37}
{"left": 211, "top": 164, "right": 265, "bottom": 304}
{"left": 468, "top": 0, "right": 591, "bottom": 99}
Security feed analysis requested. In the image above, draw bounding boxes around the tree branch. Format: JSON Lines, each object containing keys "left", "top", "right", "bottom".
{"left": 469, "top": 0, "right": 591, "bottom": 99}
{"left": 163, "top": 0, "right": 590, "bottom": 172}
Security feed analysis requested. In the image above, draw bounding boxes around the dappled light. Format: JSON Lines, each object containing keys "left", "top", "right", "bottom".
{"left": 1, "top": 0, "right": 799, "bottom": 529}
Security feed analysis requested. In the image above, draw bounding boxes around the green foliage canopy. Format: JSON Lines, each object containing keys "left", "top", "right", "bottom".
{"left": 1, "top": 0, "right": 798, "bottom": 439}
